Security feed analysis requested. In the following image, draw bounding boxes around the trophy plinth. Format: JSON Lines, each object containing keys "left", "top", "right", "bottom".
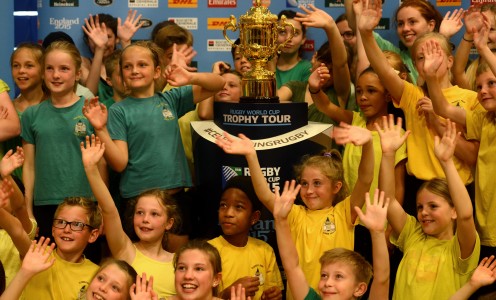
{"left": 223, "top": 0, "right": 295, "bottom": 103}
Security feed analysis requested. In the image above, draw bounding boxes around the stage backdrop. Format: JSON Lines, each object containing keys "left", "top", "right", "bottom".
{"left": 37, "top": 0, "right": 474, "bottom": 73}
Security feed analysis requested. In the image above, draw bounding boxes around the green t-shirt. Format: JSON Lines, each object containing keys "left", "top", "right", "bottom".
{"left": 21, "top": 96, "right": 94, "bottom": 206}
{"left": 276, "top": 59, "right": 312, "bottom": 89}
{"left": 108, "top": 86, "right": 195, "bottom": 198}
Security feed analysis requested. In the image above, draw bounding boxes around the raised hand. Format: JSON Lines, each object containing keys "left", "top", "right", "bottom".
{"left": 295, "top": 4, "right": 334, "bottom": 29}
{"left": 130, "top": 273, "right": 158, "bottom": 300}
{"left": 354, "top": 189, "right": 389, "bottom": 233}
{"left": 0, "top": 147, "right": 24, "bottom": 178}
{"left": 273, "top": 181, "right": 301, "bottom": 221}
{"left": 165, "top": 64, "right": 193, "bottom": 87}
{"left": 464, "top": 4, "right": 485, "bottom": 36}
{"left": 212, "top": 61, "right": 231, "bottom": 75}
{"left": 357, "top": 0, "right": 382, "bottom": 32}
{"left": 229, "top": 277, "right": 260, "bottom": 298}
{"left": 333, "top": 122, "right": 372, "bottom": 146}
{"left": 473, "top": 18, "right": 491, "bottom": 52}
{"left": 83, "top": 97, "right": 108, "bottom": 130}
{"left": 374, "top": 115, "right": 409, "bottom": 154}
{"left": 82, "top": 14, "right": 109, "bottom": 51}
{"left": 81, "top": 134, "right": 105, "bottom": 169}
{"left": 421, "top": 40, "right": 445, "bottom": 80}
{"left": 434, "top": 120, "right": 458, "bottom": 164}
{"left": 21, "top": 237, "right": 56, "bottom": 276}
{"left": 216, "top": 132, "right": 256, "bottom": 156}
{"left": 169, "top": 43, "right": 197, "bottom": 71}
{"left": 231, "top": 284, "right": 251, "bottom": 300}
{"left": 440, "top": 9, "right": 464, "bottom": 38}
{"left": 308, "top": 63, "right": 330, "bottom": 92}
{"left": 469, "top": 256, "right": 496, "bottom": 289}
{"left": 117, "top": 9, "right": 143, "bottom": 46}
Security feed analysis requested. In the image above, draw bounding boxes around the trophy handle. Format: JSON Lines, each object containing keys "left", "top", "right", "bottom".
{"left": 223, "top": 15, "right": 238, "bottom": 47}
{"left": 276, "top": 15, "right": 295, "bottom": 53}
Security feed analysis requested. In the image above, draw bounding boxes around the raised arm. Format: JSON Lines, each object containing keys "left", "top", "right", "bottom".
{"left": 422, "top": 40, "right": 467, "bottom": 127}
{"left": 216, "top": 132, "right": 276, "bottom": 212}
{"left": 450, "top": 256, "right": 496, "bottom": 300}
{"left": 296, "top": 5, "right": 351, "bottom": 102}
{"left": 82, "top": 14, "right": 109, "bottom": 96}
{"left": 0, "top": 147, "right": 32, "bottom": 233}
{"left": 81, "top": 135, "right": 135, "bottom": 262}
{"left": 474, "top": 17, "right": 496, "bottom": 81}
{"left": 0, "top": 179, "right": 31, "bottom": 257}
{"left": 439, "top": 9, "right": 464, "bottom": 40}
{"left": 434, "top": 121, "right": 477, "bottom": 259}
{"left": 333, "top": 123, "right": 373, "bottom": 222}
{"left": 117, "top": 9, "right": 143, "bottom": 49}
{"left": 0, "top": 237, "right": 55, "bottom": 300}
{"left": 308, "top": 64, "right": 353, "bottom": 124}
{"left": 357, "top": 0, "right": 405, "bottom": 102}
{"left": 21, "top": 141, "right": 35, "bottom": 218}
{"left": 375, "top": 115, "right": 410, "bottom": 237}
{"left": 197, "top": 61, "right": 229, "bottom": 120}
{"left": 83, "top": 97, "right": 129, "bottom": 172}
{"left": 273, "top": 181, "right": 308, "bottom": 300}
{"left": 354, "top": 190, "right": 390, "bottom": 300}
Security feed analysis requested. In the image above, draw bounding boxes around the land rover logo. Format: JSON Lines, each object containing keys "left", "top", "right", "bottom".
{"left": 139, "top": 19, "right": 153, "bottom": 28}
{"left": 94, "top": 0, "right": 112, "bottom": 5}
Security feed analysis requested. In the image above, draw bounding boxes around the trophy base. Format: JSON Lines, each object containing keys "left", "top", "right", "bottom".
{"left": 240, "top": 96, "right": 279, "bottom": 104}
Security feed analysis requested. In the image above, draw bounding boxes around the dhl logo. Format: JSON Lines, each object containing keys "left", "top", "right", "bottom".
{"left": 207, "top": 18, "right": 231, "bottom": 30}
{"left": 168, "top": 0, "right": 197, "bottom": 8}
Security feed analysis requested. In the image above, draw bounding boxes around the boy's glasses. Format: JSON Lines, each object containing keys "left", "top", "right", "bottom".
{"left": 341, "top": 31, "right": 355, "bottom": 40}
{"left": 52, "top": 219, "right": 93, "bottom": 231}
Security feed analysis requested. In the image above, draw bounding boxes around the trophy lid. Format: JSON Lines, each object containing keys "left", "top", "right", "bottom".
{"left": 239, "top": 0, "right": 278, "bottom": 25}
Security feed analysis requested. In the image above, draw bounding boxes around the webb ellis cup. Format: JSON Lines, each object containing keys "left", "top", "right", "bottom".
{"left": 223, "top": 0, "right": 295, "bottom": 103}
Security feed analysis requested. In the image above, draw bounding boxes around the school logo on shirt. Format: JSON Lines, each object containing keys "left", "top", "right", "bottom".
{"left": 74, "top": 120, "right": 87, "bottom": 137}
{"left": 255, "top": 267, "right": 265, "bottom": 285}
{"left": 323, "top": 217, "right": 336, "bottom": 235}
{"left": 161, "top": 104, "right": 175, "bottom": 120}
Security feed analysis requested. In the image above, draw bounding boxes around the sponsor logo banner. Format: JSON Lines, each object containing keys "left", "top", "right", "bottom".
{"left": 208, "top": 0, "right": 237, "bottom": 7}
{"left": 168, "top": 18, "right": 198, "bottom": 30}
{"left": 129, "top": 0, "right": 158, "bottom": 7}
{"left": 49, "top": 17, "right": 80, "bottom": 30}
{"left": 94, "top": 0, "right": 112, "bottom": 6}
{"left": 50, "top": 0, "right": 79, "bottom": 7}
{"left": 207, "top": 18, "right": 231, "bottom": 30}
{"left": 207, "top": 39, "right": 232, "bottom": 52}
{"left": 168, "top": 0, "right": 197, "bottom": 8}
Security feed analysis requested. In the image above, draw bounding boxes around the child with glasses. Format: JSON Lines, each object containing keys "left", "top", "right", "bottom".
{"left": 1, "top": 195, "right": 102, "bottom": 299}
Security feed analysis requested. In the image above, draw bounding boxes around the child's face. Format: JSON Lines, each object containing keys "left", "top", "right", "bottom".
{"left": 218, "top": 188, "right": 259, "bottom": 240}
{"left": 85, "top": 264, "right": 130, "bottom": 300}
{"left": 318, "top": 262, "right": 366, "bottom": 300}
{"left": 233, "top": 50, "right": 251, "bottom": 74}
{"left": 215, "top": 73, "right": 242, "bottom": 103}
{"left": 278, "top": 19, "right": 306, "bottom": 56}
{"left": 175, "top": 249, "right": 221, "bottom": 300}
{"left": 121, "top": 46, "right": 160, "bottom": 95}
{"left": 396, "top": 7, "right": 435, "bottom": 48}
{"left": 44, "top": 50, "right": 80, "bottom": 97}
{"left": 416, "top": 189, "right": 456, "bottom": 240}
{"left": 300, "top": 166, "right": 335, "bottom": 210}
{"left": 52, "top": 206, "right": 98, "bottom": 259}
{"left": 356, "top": 72, "right": 388, "bottom": 120}
{"left": 88, "top": 27, "right": 117, "bottom": 58}
{"left": 108, "top": 67, "right": 128, "bottom": 99}
{"left": 476, "top": 71, "right": 496, "bottom": 112}
{"left": 133, "top": 195, "right": 173, "bottom": 243}
{"left": 11, "top": 48, "right": 43, "bottom": 92}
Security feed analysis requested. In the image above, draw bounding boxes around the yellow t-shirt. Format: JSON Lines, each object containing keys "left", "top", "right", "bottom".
{"left": 21, "top": 251, "right": 98, "bottom": 300}
{"left": 0, "top": 79, "right": 9, "bottom": 94}
{"left": 344, "top": 111, "right": 407, "bottom": 201}
{"left": 391, "top": 215, "right": 480, "bottom": 300}
{"left": 286, "top": 196, "right": 355, "bottom": 300}
{"left": 132, "top": 245, "right": 176, "bottom": 298}
{"left": 396, "top": 82, "right": 482, "bottom": 182}
{"left": 0, "top": 218, "right": 37, "bottom": 287}
{"left": 208, "top": 236, "right": 284, "bottom": 300}
{"left": 466, "top": 110, "right": 496, "bottom": 246}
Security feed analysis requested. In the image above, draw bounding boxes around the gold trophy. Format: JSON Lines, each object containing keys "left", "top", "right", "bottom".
{"left": 223, "top": 0, "right": 295, "bottom": 103}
